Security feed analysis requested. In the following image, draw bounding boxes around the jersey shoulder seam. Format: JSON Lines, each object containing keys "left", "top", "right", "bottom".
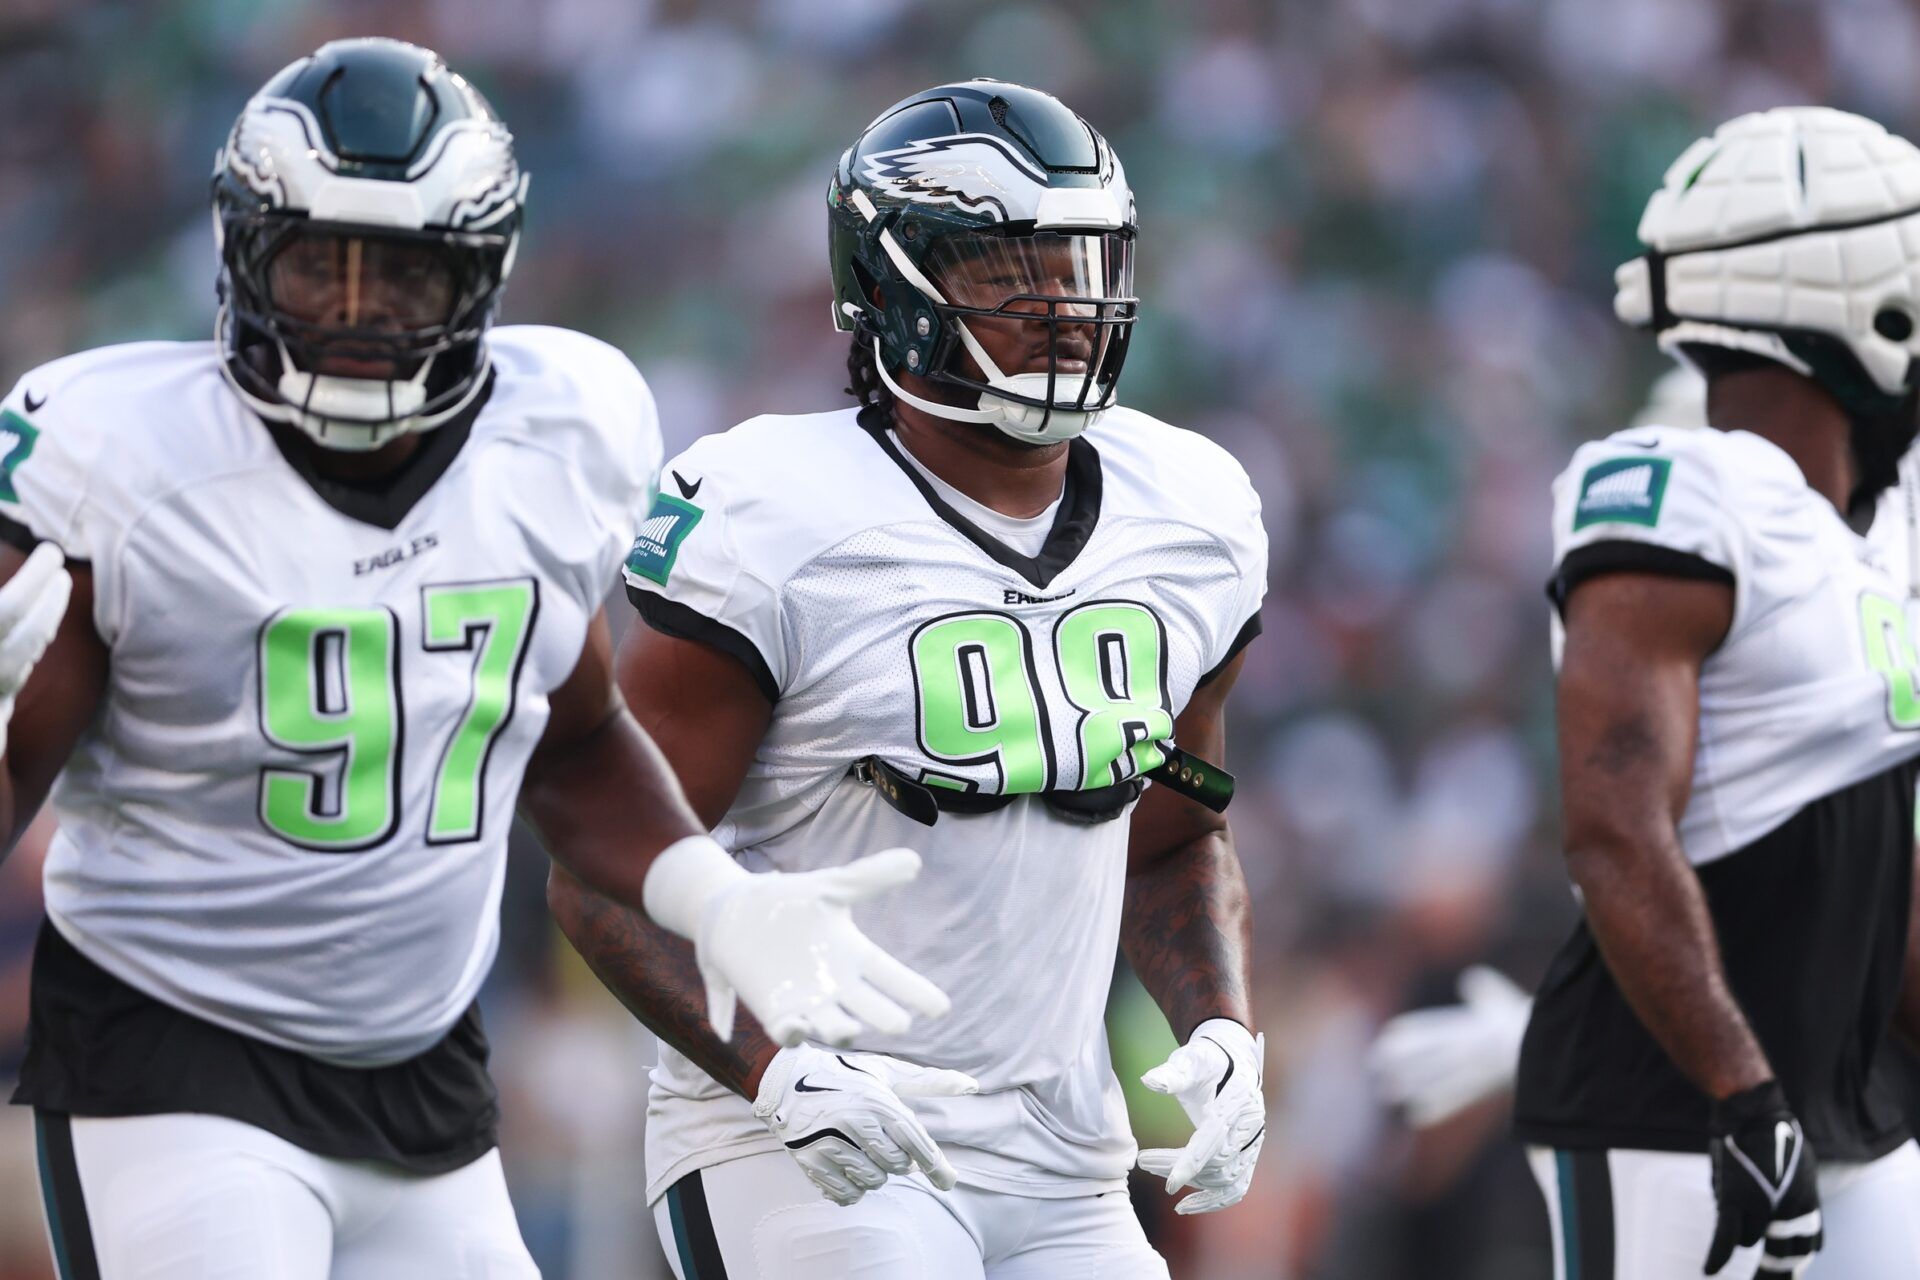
{"left": 97, "top": 453, "right": 288, "bottom": 637}
{"left": 481, "top": 430, "right": 621, "bottom": 549}
{"left": 1101, "top": 507, "right": 1246, "bottom": 574}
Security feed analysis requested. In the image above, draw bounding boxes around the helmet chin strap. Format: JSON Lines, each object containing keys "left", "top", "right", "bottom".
{"left": 871, "top": 338, "right": 1102, "bottom": 445}
{"left": 215, "top": 303, "right": 469, "bottom": 452}
{"left": 861, "top": 207, "right": 1107, "bottom": 444}
{"left": 872, "top": 342, "right": 998, "bottom": 425}
{"left": 275, "top": 339, "right": 434, "bottom": 452}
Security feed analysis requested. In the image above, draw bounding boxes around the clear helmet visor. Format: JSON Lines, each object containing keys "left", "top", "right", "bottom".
{"left": 924, "top": 229, "right": 1137, "bottom": 412}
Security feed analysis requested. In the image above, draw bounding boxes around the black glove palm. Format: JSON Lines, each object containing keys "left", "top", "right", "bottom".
{"left": 1704, "top": 1080, "right": 1822, "bottom": 1276}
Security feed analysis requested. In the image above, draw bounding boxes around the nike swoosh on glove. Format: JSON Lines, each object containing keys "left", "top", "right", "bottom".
{"left": 1368, "top": 965, "right": 1531, "bottom": 1127}
{"left": 1705, "top": 1080, "right": 1823, "bottom": 1277}
{"left": 754, "top": 1043, "right": 979, "bottom": 1206}
{"left": 1137, "top": 1018, "right": 1266, "bottom": 1214}
{"left": 0, "top": 542, "right": 70, "bottom": 760}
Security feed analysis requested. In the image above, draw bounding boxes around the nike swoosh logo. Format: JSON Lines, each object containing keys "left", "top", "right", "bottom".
{"left": 673, "top": 470, "right": 701, "bottom": 500}
{"left": 22, "top": 391, "right": 45, "bottom": 414}
{"left": 785, "top": 1126, "right": 859, "bottom": 1150}
{"left": 793, "top": 1075, "right": 838, "bottom": 1093}
{"left": 1618, "top": 438, "right": 1660, "bottom": 450}
{"left": 1199, "top": 1035, "right": 1234, "bottom": 1097}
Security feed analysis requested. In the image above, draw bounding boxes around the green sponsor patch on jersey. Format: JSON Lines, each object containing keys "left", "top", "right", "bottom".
{"left": 1573, "top": 456, "right": 1671, "bottom": 530}
{"left": 0, "top": 410, "right": 39, "bottom": 504}
{"left": 625, "top": 492, "right": 704, "bottom": 585}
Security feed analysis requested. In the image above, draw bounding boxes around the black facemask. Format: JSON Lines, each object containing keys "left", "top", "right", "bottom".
{"left": 1847, "top": 388, "right": 1920, "bottom": 518}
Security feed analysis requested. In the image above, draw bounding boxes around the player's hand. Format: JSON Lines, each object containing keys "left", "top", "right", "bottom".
{"left": 1368, "top": 965, "right": 1532, "bottom": 1127}
{"left": 0, "top": 543, "right": 71, "bottom": 759}
{"left": 697, "top": 847, "right": 951, "bottom": 1047}
{"left": 1137, "top": 1018, "right": 1266, "bottom": 1214}
{"left": 753, "top": 1043, "right": 978, "bottom": 1206}
{"left": 1704, "top": 1080, "right": 1822, "bottom": 1276}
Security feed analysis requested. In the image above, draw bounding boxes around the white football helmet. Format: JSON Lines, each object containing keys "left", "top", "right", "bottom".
{"left": 212, "top": 38, "right": 527, "bottom": 452}
{"left": 829, "top": 80, "right": 1137, "bottom": 446}
{"left": 1614, "top": 107, "right": 1920, "bottom": 495}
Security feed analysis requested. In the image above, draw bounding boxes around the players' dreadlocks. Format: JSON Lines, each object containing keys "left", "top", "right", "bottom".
{"left": 845, "top": 334, "right": 896, "bottom": 420}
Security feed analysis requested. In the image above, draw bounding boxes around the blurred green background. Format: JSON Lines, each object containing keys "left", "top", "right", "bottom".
{"left": 1, "top": 1, "right": 1909, "bottom": 1276}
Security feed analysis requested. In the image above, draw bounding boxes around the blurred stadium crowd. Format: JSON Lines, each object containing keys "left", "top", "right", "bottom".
{"left": 2, "top": 0, "right": 1916, "bottom": 1276}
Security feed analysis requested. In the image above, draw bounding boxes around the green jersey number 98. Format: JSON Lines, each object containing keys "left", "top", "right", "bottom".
{"left": 909, "top": 600, "right": 1173, "bottom": 795}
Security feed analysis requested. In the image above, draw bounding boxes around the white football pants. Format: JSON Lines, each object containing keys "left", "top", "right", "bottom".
{"left": 33, "top": 1111, "right": 539, "bottom": 1279}
{"left": 651, "top": 1150, "right": 1168, "bottom": 1280}
{"left": 1527, "top": 1139, "right": 1920, "bottom": 1280}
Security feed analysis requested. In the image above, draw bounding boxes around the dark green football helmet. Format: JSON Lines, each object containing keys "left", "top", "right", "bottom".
{"left": 212, "top": 38, "right": 525, "bottom": 451}
{"left": 829, "top": 80, "right": 1137, "bottom": 444}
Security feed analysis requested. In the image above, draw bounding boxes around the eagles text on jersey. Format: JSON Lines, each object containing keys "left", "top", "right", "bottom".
{"left": 0, "top": 327, "right": 660, "bottom": 1070}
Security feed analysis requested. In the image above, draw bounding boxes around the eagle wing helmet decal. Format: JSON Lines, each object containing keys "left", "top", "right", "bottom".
{"left": 859, "top": 133, "right": 1052, "bottom": 223}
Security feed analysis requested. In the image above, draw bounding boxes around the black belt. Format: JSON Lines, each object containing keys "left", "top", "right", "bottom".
{"left": 854, "top": 747, "right": 1234, "bottom": 827}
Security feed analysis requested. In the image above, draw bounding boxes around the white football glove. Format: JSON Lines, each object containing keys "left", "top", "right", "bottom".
{"left": 1137, "top": 1018, "right": 1267, "bottom": 1215}
{"left": 1368, "top": 965, "right": 1531, "bottom": 1127}
{"left": 0, "top": 543, "right": 71, "bottom": 760}
{"left": 753, "top": 1043, "right": 979, "bottom": 1206}
{"left": 644, "top": 838, "right": 951, "bottom": 1047}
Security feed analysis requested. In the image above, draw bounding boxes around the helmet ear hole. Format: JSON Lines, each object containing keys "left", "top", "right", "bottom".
{"left": 847, "top": 259, "right": 883, "bottom": 315}
{"left": 1874, "top": 306, "right": 1915, "bottom": 343}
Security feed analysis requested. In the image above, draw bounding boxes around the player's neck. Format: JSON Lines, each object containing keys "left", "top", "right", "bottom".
{"left": 287, "top": 431, "right": 426, "bottom": 485}
{"left": 887, "top": 400, "right": 1069, "bottom": 519}
{"left": 1707, "top": 366, "right": 1856, "bottom": 513}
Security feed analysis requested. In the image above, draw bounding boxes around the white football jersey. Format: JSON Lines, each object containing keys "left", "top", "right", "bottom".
{"left": 1547, "top": 424, "right": 1920, "bottom": 866}
{"left": 1870, "top": 449, "right": 1920, "bottom": 600}
{"left": 0, "top": 326, "right": 660, "bottom": 1066}
{"left": 627, "top": 405, "right": 1266, "bottom": 1202}
{"left": 1521, "top": 423, "right": 1920, "bottom": 1158}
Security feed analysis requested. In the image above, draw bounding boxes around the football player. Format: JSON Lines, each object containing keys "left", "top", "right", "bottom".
{"left": 0, "top": 39, "right": 943, "bottom": 1277}
{"left": 547, "top": 81, "right": 1270, "bottom": 1278}
{"left": 1375, "top": 372, "right": 1920, "bottom": 1279}
{"left": 1515, "top": 107, "right": 1920, "bottom": 1280}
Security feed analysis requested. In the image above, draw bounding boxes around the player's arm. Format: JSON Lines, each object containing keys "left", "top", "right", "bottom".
{"left": 1122, "top": 649, "right": 1253, "bottom": 1037}
{"left": 543, "top": 622, "right": 780, "bottom": 1098}
{"left": 523, "top": 606, "right": 944, "bottom": 1047}
{"left": 548, "top": 622, "right": 973, "bottom": 1203}
{"left": 1563, "top": 569, "right": 1824, "bottom": 1273}
{"left": 0, "top": 542, "right": 105, "bottom": 851}
{"left": 518, "top": 608, "right": 710, "bottom": 911}
{"left": 1555, "top": 570, "right": 1772, "bottom": 1097}
{"left": 1122, "top": 650, "right": 1267, "bottom": 1214}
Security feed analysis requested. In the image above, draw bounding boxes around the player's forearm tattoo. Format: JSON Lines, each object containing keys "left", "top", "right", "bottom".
{"left": 1121, "top": 832, "right": 1253, "bottom": 1041}
{"left": 547, "top": 868, "right": 777, "bottom": 1099}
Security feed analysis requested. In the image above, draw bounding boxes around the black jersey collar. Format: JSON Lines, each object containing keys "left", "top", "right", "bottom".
{"left": 264, "top": 371, "right": 493, "bottom": 532}
{"left": 857, "top": 406, "right": 1102, "bottom": 590}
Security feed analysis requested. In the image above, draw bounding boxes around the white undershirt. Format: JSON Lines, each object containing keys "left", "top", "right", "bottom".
{"left": 896, "top": 442, "right": 1062, "bottom": 557}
